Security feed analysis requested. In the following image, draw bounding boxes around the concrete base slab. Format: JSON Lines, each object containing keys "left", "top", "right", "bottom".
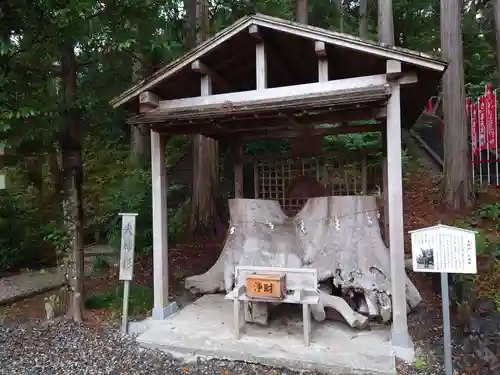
{"left": 137, "top": 295, "right": 396, "bottom": 374}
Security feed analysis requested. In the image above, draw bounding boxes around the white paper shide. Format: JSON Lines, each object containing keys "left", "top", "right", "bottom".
{"left": 119, "top": 213, "right": 138, "bottom": 281}
{"left": 410, "top": 224, "right": 477, "bottom": 274}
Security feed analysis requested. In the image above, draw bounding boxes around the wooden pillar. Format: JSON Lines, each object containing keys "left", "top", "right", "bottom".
{"left": 234, "top": 144, "right": 243, "bottom": 198}
{"left": 386, "top": 60, "right": 411, "bottom": 354}
{"left": 382, "top": 128, "right": 390, "bottom": 246}
{"left": 315, "top": 41, "right": 328, "bottom": 82}
{"left": 253, "top": 164, "right": 259, "bottom": 199}
{"left": 249, "top": 25, "right": 267, "bottom": 90}
{"left": 151, "top": 130, "right": 173, "bottom": 319}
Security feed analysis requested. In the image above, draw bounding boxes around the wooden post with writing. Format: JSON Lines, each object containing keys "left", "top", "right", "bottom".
{"left": 119, "top": 213, "right": 138, "bottom": 334}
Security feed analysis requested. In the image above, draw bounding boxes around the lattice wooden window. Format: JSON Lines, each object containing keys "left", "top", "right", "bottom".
{"left": 254, "top": 153, "right": 380, "bottom": 216}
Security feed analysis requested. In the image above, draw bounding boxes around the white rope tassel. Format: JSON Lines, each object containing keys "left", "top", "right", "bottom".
{"left": 230, "top": 226, "right": 236, "bottom": 235}
{"left": 366, "top": 211, "right": 372, "bottom": 225}
{"left": 376, "top": 210, "right": 381, "bottom": 219}
{"left": 299, "top": 219, "right": 307, "bottom": 235}
{"left": 334, "top": 216, "right": 340, "bottom": 230}
{"left": 268, "top": 222, "right": 274, "bottom": 230}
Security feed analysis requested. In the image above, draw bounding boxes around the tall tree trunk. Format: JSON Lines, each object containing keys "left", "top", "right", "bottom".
{"left": 338, "top": 0, "right": 345, "bottom": 33}
{"left": 440, "top": 0, "right": 472, "bottom": 209}
{"left": 378, "top": 0, "right": 395, "bottom": 45}
{"left": 359, "top": 0, "right": 369, "bottom": 38}
{"left": 130, "top": 57, "right": 150, "bottom": 164}
{"left": 189, "top": 0, "right": 223, "bottom": 236}
{"left": 59, "top": 43, "right": 84, "bottom": 322}
{"left": 295, "top": 0, "right": 308, "bottom": 24}
{"left": 494, "top": 0, "right": 500, "bottom": 85}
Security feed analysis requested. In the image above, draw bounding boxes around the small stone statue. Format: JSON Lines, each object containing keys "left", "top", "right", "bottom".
{"left": 44, "top": 294, "right": 60, "bottom": 320}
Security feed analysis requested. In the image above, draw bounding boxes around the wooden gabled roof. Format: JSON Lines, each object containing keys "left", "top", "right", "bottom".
{"left": 110, "top": 13, "right": 446, "bottom": 110}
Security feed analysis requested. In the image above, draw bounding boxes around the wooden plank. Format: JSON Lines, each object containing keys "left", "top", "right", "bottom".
{"left": 158, "top": 73, "right": 416, "bottom": 112}
{"left": 226, "top": 292, "right": 319, "bottom": 305}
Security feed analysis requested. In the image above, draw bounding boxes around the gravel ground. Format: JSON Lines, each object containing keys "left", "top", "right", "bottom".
{"left": 0, "top": 319, "right": 320, "bottom": 375}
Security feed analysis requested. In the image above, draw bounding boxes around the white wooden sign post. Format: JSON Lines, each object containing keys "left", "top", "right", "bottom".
{"left": 0, "top": 146, "right": 6, "bottom": 190}
{"left": 119, "top": 213, "right": 138, "bottom": 334}
{"left": 410, "top": 224, "right": 477, "bottom": 375}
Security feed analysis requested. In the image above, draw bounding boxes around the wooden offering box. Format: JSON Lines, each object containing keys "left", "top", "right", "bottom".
{"left": 245, "top": 273, "right": 286, "bottom": 300}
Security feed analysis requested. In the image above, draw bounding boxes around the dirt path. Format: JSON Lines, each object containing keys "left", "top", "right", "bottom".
{"left": 0, "top": 244, "right": 116, "bottom": 305}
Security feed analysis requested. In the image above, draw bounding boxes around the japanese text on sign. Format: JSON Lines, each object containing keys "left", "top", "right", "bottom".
{"left": 410, "top": 225, "right": 477, "bottom": 274}
{"left": 252, "top": 281, "right": 273, "bottom": 294}
{"left": 119, "top": 213, "right": 137, "bottom": 281}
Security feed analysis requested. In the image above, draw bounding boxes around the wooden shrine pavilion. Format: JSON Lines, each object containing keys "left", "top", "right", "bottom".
{"left": 110, "top": 14, "right": 447, "bottom": 357}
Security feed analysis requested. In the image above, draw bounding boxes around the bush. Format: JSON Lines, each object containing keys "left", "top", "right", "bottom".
{"left": 0, "top": 190, "right": 53, "bottom": 273}
{"left": 101, "top": 166, "right": 190, "bottom": 254}
{"left": 102, "top": 166, "right": 154, "bottom": 254}
{"left": 84, "top": 282, "right": 154, "bottom": 317}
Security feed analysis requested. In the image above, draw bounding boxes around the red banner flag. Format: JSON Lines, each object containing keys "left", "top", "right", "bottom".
{"left": 426, "top": 98, "right": 433, "bottom": 112}
{"left": 479, "top": 96, "right": 487, "bottom": 151}
{"left": 472, "top": 102, "right": 479, "bottom": 156}
{"left": 486, "top": 84, "right": 497, "bottom": 150}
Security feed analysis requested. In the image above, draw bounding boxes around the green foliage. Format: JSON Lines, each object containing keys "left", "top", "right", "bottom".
{"left": 244, "top": 140, "right": 291, "bottom": 156}
{"left": 92, "top": 255, "right": 110, "bottom": 273}
{"left": 84, "top": 283, "right": 154, "bottom": 317}
{"left": 454, "top": 217, "right": 492, "bottom": 256}
{"left": 323, "top": 132, "right": 380, "bottom": 152}
{"left": 476, "top": 203, "right": 500, "bottom": 221}
{"left": 102, "top": 166, "right": 153, "bottom": 254}
{"left": 101, "top": 163, "right": 190, "bottom": 253}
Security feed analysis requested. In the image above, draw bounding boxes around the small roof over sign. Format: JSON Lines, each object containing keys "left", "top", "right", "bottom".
{"left": 409, "top": 224, "right": 478, "bottom": 235}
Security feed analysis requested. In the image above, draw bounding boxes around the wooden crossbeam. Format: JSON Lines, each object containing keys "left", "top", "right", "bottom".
{"left": 157, "top": 73, "right": 416, "bottom": 113}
